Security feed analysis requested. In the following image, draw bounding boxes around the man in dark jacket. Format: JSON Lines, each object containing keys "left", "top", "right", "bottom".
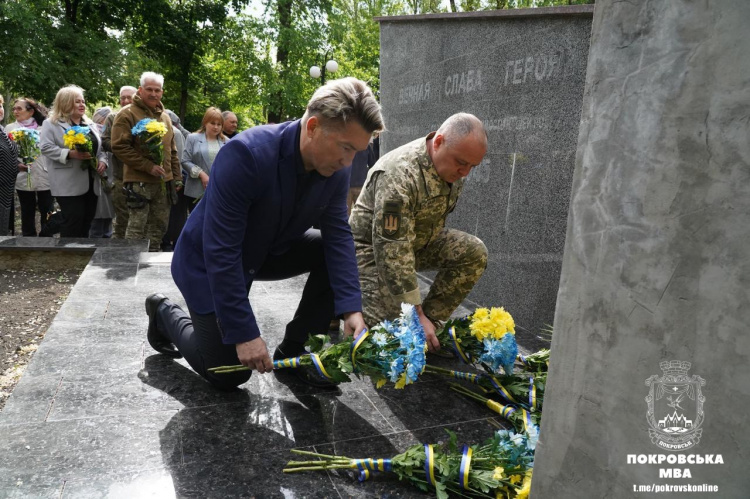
{"left": 145, "top": 77, "right": 385, "bottom": 389}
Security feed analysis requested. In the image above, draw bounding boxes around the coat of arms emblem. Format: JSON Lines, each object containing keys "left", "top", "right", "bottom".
{"left": 645, "top": 360, "right": 705, "bottom": 451}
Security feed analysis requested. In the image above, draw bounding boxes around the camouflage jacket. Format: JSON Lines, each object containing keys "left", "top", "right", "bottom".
{"left": 350, "top": 132, "right": 463, "bottom": 304}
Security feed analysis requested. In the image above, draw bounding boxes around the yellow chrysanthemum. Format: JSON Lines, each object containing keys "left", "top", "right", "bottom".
{"left": 509, "top": 474, "right": 522, "bottom": 484}
{"left": 145, "top": 120, "right": 168, "bottom": 137}
{"left": 515, "top": 471, "right": 532, "bottom": 499}
{"left": 492, "top": 466, "right": 505, "bottom": 480}
{"left": 470, "top": 307, "right": 515, "bottom": 341}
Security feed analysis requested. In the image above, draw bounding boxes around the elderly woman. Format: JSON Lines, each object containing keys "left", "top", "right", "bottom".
{"left": 40, "top": 85, "right": 107, "bottom": 238}
{"left": 182, "top": 107, "right": 227, "bottom": 210}
{"left": 7, "top": 97, "right": 53, "bottom": 236}
{"left": 89, "top": 106, "right": 116, "bottom": 238}
{"left": 0, "top": 95, "right": 21, "bottom": 236}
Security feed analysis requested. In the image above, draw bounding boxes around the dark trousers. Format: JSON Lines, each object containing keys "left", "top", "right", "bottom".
{"left": 156, "top": 229, "right": 334, "bottom": 389}
{"left": 56, "top": 177, "right": 97, "bottom": 238}
{"left": 16, "top": 189, "right": 53, "bottom": 237}
{"left": 162, "top": 187, "right": 188, "bottom": 250}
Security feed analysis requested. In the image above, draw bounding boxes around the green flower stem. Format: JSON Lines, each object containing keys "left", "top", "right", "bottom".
{"left": 283, "top": 464, "right": 353, "bottom": 473}
{"left": 290, "top": 449, "right": 353, "bottom": 460}
{"left": 286, "top": 460, "right": 350, "bottom": 467}
{"left": 450, "top": 383, "right": 488, "bottom": 403}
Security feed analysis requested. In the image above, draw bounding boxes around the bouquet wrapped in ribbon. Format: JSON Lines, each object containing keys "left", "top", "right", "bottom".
{"left": 7, "top": 128, "right": 41, "bottom": 189}
{"left": 209, "top": 304, "right": 428, "bottom": 388}
{"left": 437, "top": 307, "right": 518, "bottom": 376}
{"left": 517, "top": 348, "right": 550, "bottom": 373}
{"left": 63, "top": 125, "right": 96, "bottom": 171}
{"left": 131, "top": 118, "right": 167, "bottom": 165}
{"left": 283, "top": 427, "right": 537, "bottom": 499}
{"left": 428, "top": 364, "right": 544, "bottom": 412}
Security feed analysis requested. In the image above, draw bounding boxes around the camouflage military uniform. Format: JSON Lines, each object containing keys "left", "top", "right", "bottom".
{"left": 349, "top": 132, "right": 487, "bottom": 326}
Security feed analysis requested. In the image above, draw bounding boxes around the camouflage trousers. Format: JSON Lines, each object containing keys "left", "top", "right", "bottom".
{"left": 358, "top": 228, "right": 488, "bottom": 326}
{"left": 124, "top": 182, "right": 169, "bottom": 251}
{"left": 112, "top": 178, "right": 129, "bottom": 239}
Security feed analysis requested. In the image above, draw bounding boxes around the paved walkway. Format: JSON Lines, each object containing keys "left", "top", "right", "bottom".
{"left": 0, "top": 239, "right": 517, "bottom": 498}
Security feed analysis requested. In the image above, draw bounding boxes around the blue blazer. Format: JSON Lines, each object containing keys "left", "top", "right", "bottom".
{"left": 171, "top": 120, "right": 361, "bottom": 344}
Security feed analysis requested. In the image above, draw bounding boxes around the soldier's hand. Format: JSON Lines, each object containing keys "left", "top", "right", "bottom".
{"left": 149, "top": 163, "right": 166, "bottom": 177}
{"left": 416, "top": 307, "right": 440, "bottom": 353}
{"left": 342, "top": 311, "right": 367, "bottom": 338}
{"left": 235, "top": 337, "right": 273, "bottom": 374}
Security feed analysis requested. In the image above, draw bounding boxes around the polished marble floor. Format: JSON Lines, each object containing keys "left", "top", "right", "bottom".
{"left": 0, "top": 241, "right": 515, "bottom": 498}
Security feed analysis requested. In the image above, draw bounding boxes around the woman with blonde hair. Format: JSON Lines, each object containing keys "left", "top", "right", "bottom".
{"left": 7, "top": 97, "right": 53, "bottom": 236}
{"left": 181, "top": 107, "right": 227, "bottom": 209}
{"left": 40, "top": 85, "right": 107, "bottom": 237}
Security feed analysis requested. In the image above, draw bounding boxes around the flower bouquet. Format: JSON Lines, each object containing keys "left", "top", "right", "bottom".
{"left": 131, "top": 118, "right": 167, "bottom": 165}
{"left": 283, "top": 427, "right": 537, "bottom": 499}
{"left": 63, "top": 125, "right": 96, "bottom": 171}
{"left": 132, "top": 118, "right": 168, "bottom": 191}
{"left": 8, "top": 128, "right": 40, "bottom": 189}
{"left": 517, "top": 348, "right": 550, "bottom": 373}
{"left": 436, "top": 307, "right": 518, "bottom": 376}
{"left": 426, "top": 365, "right": 545, "bottom": 414}
{"left": 209, "top": 304, "right": 428, "bottom": 388}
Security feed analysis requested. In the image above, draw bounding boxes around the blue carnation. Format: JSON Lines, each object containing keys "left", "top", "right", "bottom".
{"left": 388, "top": 357, "right": 405, "bottom": 382}
{"left": 70, "top": 125, "right": 91, "bottom": 136}
{"left": 131, "top": 118, "right": 152, "bottom": 135}
{"left": 479, "top": 333, "right": 518, "bottom": 375}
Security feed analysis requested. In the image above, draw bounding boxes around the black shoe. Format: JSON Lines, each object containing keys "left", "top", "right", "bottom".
{"left": 273, "top": 346, "right": 337, "bottom": 389}
{"left": 145, "top": 293, "right": 182, "bottom": 359}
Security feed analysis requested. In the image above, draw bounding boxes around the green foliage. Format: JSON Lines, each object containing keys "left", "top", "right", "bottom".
{"left": 1, "top": 0, "right": 591, "bottom": 127}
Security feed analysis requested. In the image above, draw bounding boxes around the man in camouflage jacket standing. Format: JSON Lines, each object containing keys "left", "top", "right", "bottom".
{"left": 349, "top": 113, "right": 488, "bottom": 351}
{"left": 111, "top": 72, "right": 182, "bottom": 251}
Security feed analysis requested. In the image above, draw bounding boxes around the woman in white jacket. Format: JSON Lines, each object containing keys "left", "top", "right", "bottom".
{"left": 7, "top": 98, "right": 53, "bottom": 237}
{"left": 40, "top": 85, "right": 107, "bottom": 238}
{"left": 181, "top": 107, "right": 227, "bottom": 210}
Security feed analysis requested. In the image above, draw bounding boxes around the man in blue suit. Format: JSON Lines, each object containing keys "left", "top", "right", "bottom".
{"left": 144, "top": 78, "right": 384, "bottom": 389}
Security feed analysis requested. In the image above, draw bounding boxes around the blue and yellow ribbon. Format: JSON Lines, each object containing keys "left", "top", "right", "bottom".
{"left": 529, "top": 376, "right": 537, "bottom": 411}
{"left": 522, "top": 408, "right": 533, "bottom": 431}
{"left": 485, "top": 375, "right": 518, "bottom": 405}
{"left": 487, "top": 399, "right": 516, "bottom": 420}
{"left": 353, "top": 458, "right": 392, "bottom": 481}
{"left": 450, "top": 370, "right": 481, "bottom": 383}
{"left": 424, "top": 444, "right": 436, "bottom": 487}
{"left": 459, "top": 445, "right": 473, "bottom": 490}
{"left": 449, "top": 327, "right": 471, "bottom": 364}
{"left": 272, "top": 356, "right": 302, "bottom": 369}
{"left": 310, "top": 353, "right": 333, "bottom": 380}
{"left": 350, "top": 329, "right": 369, "bottom": 371}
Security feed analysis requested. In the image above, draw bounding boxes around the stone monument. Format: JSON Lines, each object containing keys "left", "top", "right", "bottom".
{"left": 532, "top": 1, "right": 750, "bottom": 497}
{"left": 376, "top": 6, "right": 594, "bottom": 347}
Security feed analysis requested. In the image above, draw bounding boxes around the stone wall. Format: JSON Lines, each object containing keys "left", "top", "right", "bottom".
{"left": 377, "top": 7, "right": 593, "bottom": 346}
{"left": 532, "top": 1, "right": 750, "bottom": 497}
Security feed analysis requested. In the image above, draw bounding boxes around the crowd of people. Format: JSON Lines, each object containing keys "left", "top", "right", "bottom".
{"left": 0, "top": 72, "right": 245, "bottom": 250}
{"left": 2, "top": 72, "right": 490, "bottom": 392}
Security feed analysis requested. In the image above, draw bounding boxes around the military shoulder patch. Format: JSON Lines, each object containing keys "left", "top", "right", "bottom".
{"left": 382, "top": 200, "right": 402, "bottom": 237}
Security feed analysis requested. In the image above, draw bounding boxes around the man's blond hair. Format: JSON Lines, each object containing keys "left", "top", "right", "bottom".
{"left": 303, "top": 77, "right": 384, "bottom": 135}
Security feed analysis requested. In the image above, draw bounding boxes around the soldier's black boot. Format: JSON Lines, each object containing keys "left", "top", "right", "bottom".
{"left": 145, "top": 293, "right": 182, "bottom": 358}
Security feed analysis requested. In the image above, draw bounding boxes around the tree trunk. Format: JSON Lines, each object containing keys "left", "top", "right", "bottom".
{"left": 449, "top": 0, "right": 457, "bottom": 12}
{"left": 268, "top": 0, "right": 293, "bottom": 124}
